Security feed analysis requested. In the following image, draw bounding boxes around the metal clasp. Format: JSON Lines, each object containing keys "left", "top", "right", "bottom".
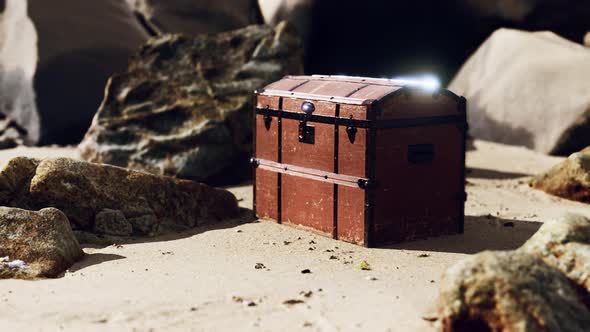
{"left": 346, "top": 115, "right": 357, "bottom": 144}
{"left": 298, "top": 113, "right": 315, "bottom": 144}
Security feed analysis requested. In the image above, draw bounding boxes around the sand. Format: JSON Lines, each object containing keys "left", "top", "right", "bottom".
{"left": 0, "top": 140, "right": 586, "bottom": 331}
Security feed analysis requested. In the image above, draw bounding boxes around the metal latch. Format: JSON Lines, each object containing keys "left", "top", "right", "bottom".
{"left": 346, "top": 115, "right": 357, "bottom": 144}
{"left": 299, "top": 101, "right": 315, "bottom": 144}
{"left": 299, "top": 116, "right": 315, "bottom": 144}
{"left": 263, "top": 114, "right": 272, "bottom": 130}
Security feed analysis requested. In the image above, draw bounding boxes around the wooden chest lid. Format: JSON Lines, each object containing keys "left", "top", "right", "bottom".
{"left": 257, "top": 75, "right": 453, "bottom": 105}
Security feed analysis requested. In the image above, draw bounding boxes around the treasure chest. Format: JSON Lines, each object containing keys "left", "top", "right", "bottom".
{"left": 252, "top": 75, "right": 467, "bottom": 247}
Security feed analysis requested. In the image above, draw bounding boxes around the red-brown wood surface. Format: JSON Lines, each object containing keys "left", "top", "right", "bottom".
{"left": 282, "top": 119, "right": 334, "bottom": 172}
{"left": 339, "top": 104, "right": 368, "bottom": 120}
{"left": 337, "top": 186, "right": 365, "bottom": 245}
{"left": 255, "top": 169, "right": 278, "bottom": 221}
{"left": 255, "top": 114, "right": 278, "bottom": 161}
{"left": 256, "top": 95, "right": 281, "bottom": 110}
{"left": 282, "top": 175, "right": 334, "bottom": 236}
{"left": 372, "top": 124, "right": 463, "bottom": 245}
{"left": 338, "top": 127, "right": 366, "bottom": 178}
{"left": 282, "top": 98, "right": 336, "bottom": 116}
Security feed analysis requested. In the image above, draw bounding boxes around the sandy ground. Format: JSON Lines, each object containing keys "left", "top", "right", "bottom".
{"left": 0, "top": 141, "right": 588, "bottom": 331}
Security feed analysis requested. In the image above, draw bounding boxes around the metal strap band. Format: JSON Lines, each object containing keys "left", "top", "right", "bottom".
{"left": 254, "top": 158, "right": 369, "bottom": 189}
{"left": 255, "top": 108, "right": 466, "bottom": 129}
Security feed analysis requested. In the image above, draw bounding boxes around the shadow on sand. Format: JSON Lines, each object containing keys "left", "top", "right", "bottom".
{"left": 467, "top": 167, "right": 530, "bottom": 180}
{"left": 76, "top": 207, "right": 256, "bottom": 248}
{"left": 384, "top": 215, "right": 541, "bottom": 254}
{"left": 68, "top": 253, "right": 126, "bottom": 273}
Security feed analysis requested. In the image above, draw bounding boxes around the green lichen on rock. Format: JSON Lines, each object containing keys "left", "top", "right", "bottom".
{"left": 79, "top": 22, "right": 304, "bottom": 184}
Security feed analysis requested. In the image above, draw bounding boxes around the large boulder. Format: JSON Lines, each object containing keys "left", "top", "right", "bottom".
{"left": 79, "top": 22, "right": 303, "bottom": 184}
{"left": 0, "top": 207, "right": 83, "bottom": 279}
{"left": 530, "top": 148, "right": 590, "bottom": 203}
{"left": 126, "top": 0, "right": 263, "bottom": 35}
{"left": 450, "top": 28, "right": 590, "bottom": 155}
{"left": 0, "top": 157, "right": 239, "bottom": 235}
{"left": 437, "top": 251, "right": 590, "bottom": 332}
{"left": 24, "top": 0, "right": 149, "bottom": 145}
{"left": 522, "top": 213, "right": 590, "bottom": 292}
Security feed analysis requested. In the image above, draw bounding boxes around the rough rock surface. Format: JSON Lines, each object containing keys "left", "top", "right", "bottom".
{"left": 79, "top": 22, "right": 303, "bottom": 184}
{"left": 449, "top": 28, "right": 590, "bottom": 155}
{"left": 522, "top": 213, "right": 590, "bottom": 293}
{"left": 0, "top": 207, "right": 83, "bottom": 279}
{"left": 94, "top": 209, "right": 133, "bottom": 237}
{"left": 126, "top": 0, "right": 263, "bottom": 36}
{"left": 0, "top": 157, "right": 239, "bottom": 236}
{"left": 437, "top": 251, "right": 590, "bottom": 332}
{"left": 530, "top": 148, "right": 590, "bottom": 203}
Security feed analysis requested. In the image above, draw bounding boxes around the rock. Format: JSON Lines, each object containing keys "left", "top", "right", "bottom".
{"left": 521, "top": 213, "right": 590, "bottom": 292}
{"left": 94, "top": 209, "right": 133, "bottom": 237}
{"left": 585, "top": 32, "right": 590, "bottom": 47}
{"left": 449, "top": 28, "right": 590, "bottom": 155}
{"left": 0, "top": 157, "right": 240, "bottom": 235}
{"left": 79, "top": 22, "right": 303, "bottom": 184}
{"left": 437, "top": 251, "right": 590, "bottom": 332}
{"left": 26, "top": 0, "right": 149, "bottom": 144}
{"left": 530, "top": 148, "right": 590, "bottom": 203}
{"left": 126, "top": 0, "right": 263, "bottom": 35}
{"left": 0, "top": 207, "right": 83, "bottom": 279}
{"left": 0, "top": 0, "right": 39, "bottom": 145}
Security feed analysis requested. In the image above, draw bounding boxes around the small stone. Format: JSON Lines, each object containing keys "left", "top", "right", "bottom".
{"left": 245, "top": 300, "right": 257, "bottom": 307}
{"left": 300, "top": 269, "right": 311, "bottom": 274}
{"left": 299, "top": 291, "right": 313, "bottom": 298}
{"left": 94, "top": 209, "right": 133, "bottom": 236}
{"left": 283, "top": 299, "right": 305, "bottom": 306}
{"left": 418, "top": 254, "right": 430, "bottom": 258}
{"left": 329, "top": 255, "right": 338, "bottom": 260}
{"left": 365, "top": 276, "right": 378, "bottom": 281}
{"left": 255, "top": 263, "right": 266, "bottom": 270}
{"left": 359, "top": 261, "right": 371, "bottom": 270}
